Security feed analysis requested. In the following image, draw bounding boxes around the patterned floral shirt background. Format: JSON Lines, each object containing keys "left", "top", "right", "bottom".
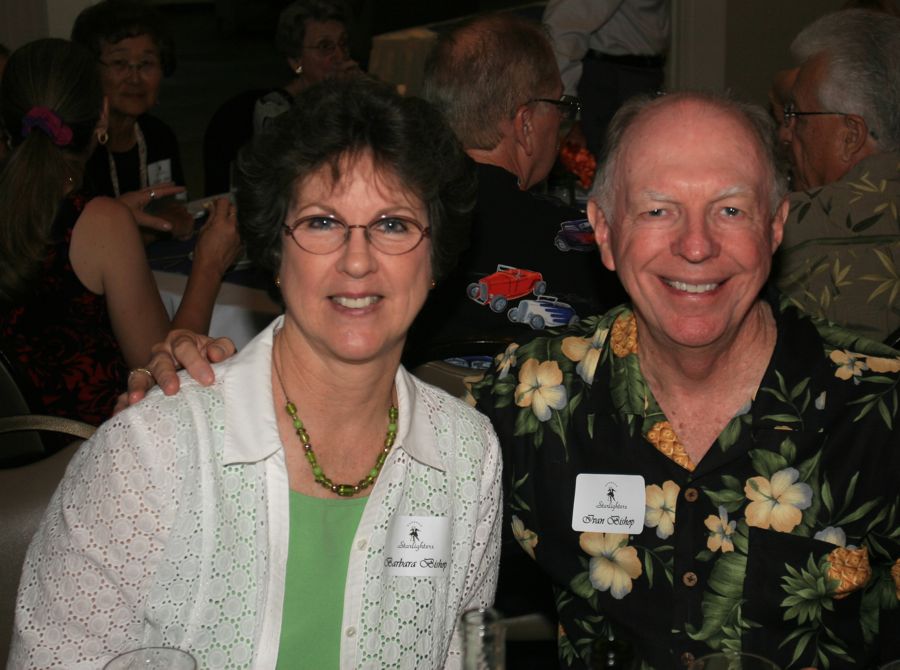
{"left": 777, "top": 151, "right": 900, "bottom": 343}
{"left": 474, "top": 293, "right": 900, "bottom": 669}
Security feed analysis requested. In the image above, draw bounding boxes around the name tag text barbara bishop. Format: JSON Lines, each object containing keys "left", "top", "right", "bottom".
{"left": 384, "top": 557, "right": 448, "bottom": 570}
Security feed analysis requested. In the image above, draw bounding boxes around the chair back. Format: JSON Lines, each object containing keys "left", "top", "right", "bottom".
{"left": 0, "top": 347, "right": 44, "bottom": 464}
{"left": 0, "top": 440, "right": 81, "bottom": 661}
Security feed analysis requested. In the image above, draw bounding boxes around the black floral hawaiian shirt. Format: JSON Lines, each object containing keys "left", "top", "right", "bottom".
{"left": 473, "top": 295, "right": 900, "bottom": 669}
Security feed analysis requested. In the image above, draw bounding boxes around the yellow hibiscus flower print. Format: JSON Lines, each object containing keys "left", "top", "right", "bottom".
{"left": 704, "top": 505, "right": 736, "bottom": 553}
{"left": 610, "top": 313, "right": 638, "bottom": 357}
{"left": 830, "top": 349, "right": 900, "bottom": 382}
{"left": 814, "top": 526, "right": 847, "bottom": 547}
{"left": 827, "top": 545, "right": 871, "bottom": 600}
{"left": 865, "top": 355, "right": 900, "bottom": 373}
{"left": 645, "top": 480, "right": 679, "bottom": 539}
{"left": 830, "top": 349, "right": 866, "bottom": 382}
{"left": 744, "top": 467, "right": 813, "bottom": 533}
{"left": 579, "top": 532, "right": 642, "bottom": 599}
{"left": 515, "top": 358, "right": 568, "bottom": 421}
{"left": 562, "top": 327, "right": 608, "bottom": 384}
{"left": 494, "top": 343, "right": 519, "bottom": 379}
{"left": 511, "top": 515, "right": 538, "bottom": 560}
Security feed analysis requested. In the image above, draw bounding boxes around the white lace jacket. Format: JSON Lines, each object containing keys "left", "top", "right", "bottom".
{"left": 10, "top": 317, "right": 502, "bottom": 669}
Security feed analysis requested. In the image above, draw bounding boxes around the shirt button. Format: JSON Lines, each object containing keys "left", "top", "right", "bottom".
{"left": 346, "top": 626, "right": 357, "bottom": 638}
{"left": 680, "top": 651, "right": 696, "bottom": 666}
{"left": 682, "top": 571, "right": 698, "bottom": 587}
{"left": 356, "top": 538, "right": 367, "bottom": 550}
{"left": 684, "top": 487, "right": 699, "bottom": 502}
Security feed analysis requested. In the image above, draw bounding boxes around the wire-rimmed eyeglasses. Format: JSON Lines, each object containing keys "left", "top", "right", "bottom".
{"left": 303, "top": 36, "right": 350, "bottom": 58}
{"left": 98, "top": 58, "right": 162, "bottom": 78}
{"left": 282, "top": 215, "right": 430, "bottom": 255}
{"left": 528, "top": 94, "right": 581, "bottom": 120}
{"left": 782, "top": 101, "right": 848, "bottom": 128}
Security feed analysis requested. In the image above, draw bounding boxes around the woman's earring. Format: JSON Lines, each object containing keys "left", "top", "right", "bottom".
{"left": 430, "top": 279, "right": 436, "bottom": 289}
{"left": 275, "top": 275, "right": 281, "bottom": 288}
{"left": 97, "top": 129, "right": 109, "bottom": 145}
{"left": 294, "top": 63, "right": 303, "bottom": 75}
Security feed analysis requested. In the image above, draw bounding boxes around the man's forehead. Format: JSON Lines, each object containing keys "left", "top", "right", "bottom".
{"left": 620, "top": 102, "right": 763, "bottom": 164}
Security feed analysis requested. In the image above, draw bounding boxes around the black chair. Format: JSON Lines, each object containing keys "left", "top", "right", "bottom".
{"left": 202, "top": 88, "right": 271, "bottom": 195}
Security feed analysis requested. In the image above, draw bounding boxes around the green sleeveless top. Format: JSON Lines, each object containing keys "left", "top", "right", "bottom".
{"left": 275, "top": 490, "right": 367, "bottom": 669}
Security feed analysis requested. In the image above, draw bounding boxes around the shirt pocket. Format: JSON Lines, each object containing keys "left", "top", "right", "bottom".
{"left": 742, "top": 527, "right": 866, "bottom": 667}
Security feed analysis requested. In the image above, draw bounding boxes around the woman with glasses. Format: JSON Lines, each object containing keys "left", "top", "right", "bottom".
{"left": 71, "top": 0, "right": 194, "bottom": 239}
{"left": 254, "top": 0, "right": 360, "bottom": 134}
{"left": 11, "top": 77, "right": 501, "bottom": 669}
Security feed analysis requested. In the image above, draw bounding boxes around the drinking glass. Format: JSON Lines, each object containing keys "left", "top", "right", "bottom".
{"left": 462, "top": 607, "right": 506, "bottom": 670}
{"left": 103, "top": 647, "right": 196, "bottom": 670}
{"left": 688, "top": 652, "right": 781, "bottom": 670}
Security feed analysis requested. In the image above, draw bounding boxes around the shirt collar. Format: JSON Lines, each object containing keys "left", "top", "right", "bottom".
{"left": 221, "top": 316, "right": 445, "bottom": 472}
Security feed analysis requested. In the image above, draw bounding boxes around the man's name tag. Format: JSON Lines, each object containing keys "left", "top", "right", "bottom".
{"left": 385, "top": 515, "right": 450, "bottom": 576}
{"left": 571, "top": 474, "right": 646, "bottom": 533}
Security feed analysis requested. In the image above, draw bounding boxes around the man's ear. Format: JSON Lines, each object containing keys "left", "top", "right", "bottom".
{"left": 841, "top": 114, "right": 874, "bottom": 162}
{"left": 513, "top": 104, "right": 534, "bottom": 156}
{"left": 770, "top": 197, "right": 789, "bottom": 252}
{"left": 588, "top": 199, "right": 616, "bottom": 272}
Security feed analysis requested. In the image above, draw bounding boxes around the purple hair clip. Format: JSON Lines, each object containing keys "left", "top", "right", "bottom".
{"left": 21, "top": 106, "right": 74, "bottom": 147}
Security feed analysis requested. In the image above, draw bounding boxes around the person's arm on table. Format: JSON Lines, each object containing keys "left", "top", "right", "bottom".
{"left": 70, "top": 197, "right": 172, "bottom": 368}
{"left": 169, "top": 197, "right": 242, "bottom": 335}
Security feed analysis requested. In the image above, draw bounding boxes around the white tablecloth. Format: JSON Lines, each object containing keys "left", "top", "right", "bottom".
{"left": 154, "top": 271, "right": 281, "bottom": 349}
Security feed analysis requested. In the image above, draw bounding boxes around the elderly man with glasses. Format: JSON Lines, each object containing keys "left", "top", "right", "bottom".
{"left": 406, "top": 12, "right": 626, "bottom": 365}
{"left": 775, "top": 9, "right": 900, "bottom": 343}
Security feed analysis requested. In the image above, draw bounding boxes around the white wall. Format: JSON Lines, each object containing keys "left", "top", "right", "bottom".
{"left": 669, "top": 0, "right": 846, "bottom": 106}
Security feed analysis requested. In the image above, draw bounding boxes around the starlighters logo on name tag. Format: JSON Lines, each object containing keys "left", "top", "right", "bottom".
{"left": 571, "top": 474, "right": 646, "bottom": 533}
{"left": 385, "top": 515, "right": 450, "bottom": 576}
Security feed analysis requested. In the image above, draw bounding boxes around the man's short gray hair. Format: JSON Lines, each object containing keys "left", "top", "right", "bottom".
{"left": 422, "top": 13, "right": 560, "bottom": 151}
{"left": 791, "top": 8, "right": 900, "bottom": 151}
{"left": 591, "top": 91, "right": 788, "bottom": 223}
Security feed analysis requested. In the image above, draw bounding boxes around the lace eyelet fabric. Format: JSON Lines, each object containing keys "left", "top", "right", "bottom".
{"left": 11, "top": 318, "right": 502, "bottom": 669}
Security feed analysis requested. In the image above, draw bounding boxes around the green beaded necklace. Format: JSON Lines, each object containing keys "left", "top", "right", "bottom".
{"left": 274, "top": 347, "right": 398, "bottom": 497}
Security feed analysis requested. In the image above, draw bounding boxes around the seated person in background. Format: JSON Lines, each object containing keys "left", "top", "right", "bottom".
{"left": 71, "top": 0, "right": 194, "bottom": 239}
{"left": 253, "top": 0, "right": 360, "bottom": 134}
{"left": 11, "top": 76, "right": 500, "bottom": 669}
{"left": 775, "top": 9, "right": 900, "bottom": 342}
{"left": 0, "top": 39, "right": 239, "bottom": 425}
{"left": 408, "top": 13, "right": 626, "bottom": 364}
{"left": 475, "top": 91, "right": 900, "bottom": 667}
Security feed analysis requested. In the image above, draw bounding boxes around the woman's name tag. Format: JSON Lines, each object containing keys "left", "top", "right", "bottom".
{"left": 385, "top": 515, "right": 450, "bottom": 576}
{"left": 571, "top": 474, "right": 646, "bottom": 533}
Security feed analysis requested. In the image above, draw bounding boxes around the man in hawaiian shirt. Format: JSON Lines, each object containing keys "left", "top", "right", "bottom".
{"left": 775, "top": 9, "right": 900, "bottom": 343}
{"left": 473, "top": 91, "right": 900, "bottom": 668}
